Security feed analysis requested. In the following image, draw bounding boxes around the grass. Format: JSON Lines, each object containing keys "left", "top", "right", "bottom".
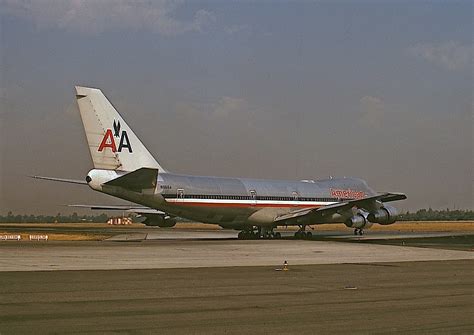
{"left": 0, "top": 232, "right": 113, "bottom": 241}
{"left": 0, "top": 221, "right": 472, "bottom": 241}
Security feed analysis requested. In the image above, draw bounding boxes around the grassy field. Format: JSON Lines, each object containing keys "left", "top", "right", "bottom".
{"left": 0, "top": 221, "right": 472, "bottom": 241}
{"left": 177, "top": 221, "right": 474, "bottom": 232}
{"left": 0, "top": 231, "right": 112, "bottom": 241}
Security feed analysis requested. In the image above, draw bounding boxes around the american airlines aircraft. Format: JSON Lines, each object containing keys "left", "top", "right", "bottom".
{"left": 34, "top": 86, "right": 406, "bottom": 239}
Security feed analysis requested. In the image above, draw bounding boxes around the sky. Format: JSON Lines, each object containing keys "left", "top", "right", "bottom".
{"left": 0, "top": 0, "right": 472, "bottom": 214}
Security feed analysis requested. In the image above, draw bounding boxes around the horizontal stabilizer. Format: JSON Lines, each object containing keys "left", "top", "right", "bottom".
{"left": 68, "top": 204, "right": 165, "bottom": 216}
{"left": 69, "top": 204, "right": 150, "bottom": 211}
{"left": 103, "top": 168, "right": 158, "bottom": 192}
{"left": 30, "top": 175, "right": 87, "bottom": 185}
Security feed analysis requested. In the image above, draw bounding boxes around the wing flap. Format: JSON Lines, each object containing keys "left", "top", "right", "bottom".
{"left": 379, "top": 192, "right": 407, "bottom": 202}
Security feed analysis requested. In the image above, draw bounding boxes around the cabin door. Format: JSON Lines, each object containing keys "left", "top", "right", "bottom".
{"left": 177, "top": 189, "right": 185, "bottom": 204}
{"left": 250, "top": 190, "right": 257, "bottom": 206}
{"left": 292, "top": 191, "right": 299, "bottom": 207}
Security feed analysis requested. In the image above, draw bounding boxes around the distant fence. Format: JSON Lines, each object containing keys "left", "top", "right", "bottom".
{"left": 0, "top": 234, "right": 21, "bottom": 241}
{"left": 107, "top": 217, "right": 132, "bottom": 225}
{"left": 0, "top": 234, "right": 50, "bottom": 241}
{"left": 29, "top": 235, "right": 49, "bottom": 241}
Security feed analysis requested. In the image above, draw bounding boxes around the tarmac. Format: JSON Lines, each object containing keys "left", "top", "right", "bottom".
{"left": 0, "top": 226, "right": 473, "bottom": 334}
{"left": 1, "top": 260, "right": 473, "bottom": 334}
{"left": 0, "top": 231, "right": 473, "bottom": 271}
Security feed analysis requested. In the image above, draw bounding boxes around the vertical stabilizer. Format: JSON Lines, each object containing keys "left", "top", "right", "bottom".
{"left": 75, "top": 86, "right": 166, "bottom": 172}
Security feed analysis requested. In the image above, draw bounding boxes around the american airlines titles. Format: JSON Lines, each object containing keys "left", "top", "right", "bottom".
{"left": 330, "top": 188, "right": 366, "bottom": 200}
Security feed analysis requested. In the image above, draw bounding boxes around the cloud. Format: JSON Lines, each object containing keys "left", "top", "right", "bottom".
{"left": 359, "top": 95, "right": 385, "bottom": 128}
{"left": 408, "top": 41, "right": 473, "bottom": 71}
{"left": 0, "top": 0, "right": 215, "bottom": 35}
{"left": 213, "top": 97, "right": 246, "bottom": 117}
{"left": 175, "top": 96, "right": 249, "bottom": 119}
{"left": 224, "top": 24, "right": 249, "bottom": 35}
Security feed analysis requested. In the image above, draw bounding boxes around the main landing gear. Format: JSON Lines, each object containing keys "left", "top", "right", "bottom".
{"left": 294, "top": 226, "right": 313, "bottom": 240}
{"left": 354, "top": 228, "right": 364, "bottom": 236}
{"left": 237, "top": 227, "right": 281, "bottom": 240}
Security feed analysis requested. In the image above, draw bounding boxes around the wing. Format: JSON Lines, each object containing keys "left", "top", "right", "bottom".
{"left": 274, "top": 192, "right": 406, "bottom": 223}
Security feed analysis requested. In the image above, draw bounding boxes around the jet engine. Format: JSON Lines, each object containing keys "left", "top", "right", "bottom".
{"left": 142, "top": 214, "right": 177, "bottom": 227}
{"left": 367, "top": 205, "right": 398, "bottom": 225}
{"left": 344, "top": 211, "right": 373, "bottom": 229}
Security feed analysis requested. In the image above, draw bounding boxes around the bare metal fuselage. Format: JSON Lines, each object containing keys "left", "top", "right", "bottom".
{"left": 90, "top": 169, "right": 376, "bottom": 229}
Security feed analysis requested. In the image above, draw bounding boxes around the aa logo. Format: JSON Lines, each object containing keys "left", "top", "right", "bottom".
{"left": 98, "top": 120, "right": 132, "bottom": 153}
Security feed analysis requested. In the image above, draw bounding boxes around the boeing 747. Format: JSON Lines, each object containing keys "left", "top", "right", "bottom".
{"left": 34, "top": 86, "right": 406, "bottom": 239}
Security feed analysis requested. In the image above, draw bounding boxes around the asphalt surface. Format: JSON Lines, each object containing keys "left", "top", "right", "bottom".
{"left": 1, "top": 260, "right": 473, "bottom": 334}
{"left": 1, "top": 225, "right": 473, "bottom": 334}
{"left": 0, "top": 238, "right": 472, "bottom": 271}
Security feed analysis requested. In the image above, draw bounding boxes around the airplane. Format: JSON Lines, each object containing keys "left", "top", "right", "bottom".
{"left": 33, "top": 86, "right": 406, "bottom": 239}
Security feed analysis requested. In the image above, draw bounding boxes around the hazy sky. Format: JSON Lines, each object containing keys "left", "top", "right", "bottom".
{"left": 0, "top": 1, "right": 472, "bottom": 214}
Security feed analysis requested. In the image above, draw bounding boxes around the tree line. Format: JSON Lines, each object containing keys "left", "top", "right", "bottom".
{"left": 400, "top": 208, "right": 473, "bottom": 221}
{"left": 0, "top": 212, "right": 109, "bottom": 223}
{"left": 0, "top": 208, "right": 472, "bottom": 223}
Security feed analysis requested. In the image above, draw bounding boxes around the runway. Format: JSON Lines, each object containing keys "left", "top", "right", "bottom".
{"left": 1, "top": 260, "right": 473, "bottom": 334}
{"left": 1, "top": 225, "right": 473, "bottom": 334}
{"left": 0, "top": 230, "right": 472, "bottom": 272}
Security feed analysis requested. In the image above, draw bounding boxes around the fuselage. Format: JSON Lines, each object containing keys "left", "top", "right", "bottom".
{"left": 89, "top": 169, "right": 376, "bottom": 228}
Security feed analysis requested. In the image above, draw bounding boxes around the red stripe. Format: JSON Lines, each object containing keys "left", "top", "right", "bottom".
{"left": 166, "top": 202, "right": 323, "bottom": 208}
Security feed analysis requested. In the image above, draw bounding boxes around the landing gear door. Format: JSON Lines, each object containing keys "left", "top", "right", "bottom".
{"left": 177, "top": 189, "right": 185, "bottom": 204}
{"left": 250, "top": 190, "right": 257, "bottom": 206}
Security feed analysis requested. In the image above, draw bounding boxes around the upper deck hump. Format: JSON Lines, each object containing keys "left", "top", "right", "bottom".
{"left": 159, "top": 173, "right": 373, "bottom": 198}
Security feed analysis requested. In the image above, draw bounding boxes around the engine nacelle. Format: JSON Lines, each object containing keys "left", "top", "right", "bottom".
{"left": 368, "top": 205, "right": 398, "bottom": 225}
{"left": 345, "top": 213, "right": 373, "bottom": 229}
{"left": 143, "top": 216, "right": 177, "bottom": 228}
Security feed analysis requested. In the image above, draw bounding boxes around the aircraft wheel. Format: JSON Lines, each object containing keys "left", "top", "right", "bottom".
{"left": 295, "top": 231, "right": 305, "bottom": 239}
{"left": 274, "top": 232, "right": 281, "bottom": 239}
{"left": 306, "top": 231, "right": 312, "bottom": 239}
{"left": 245, "top": 231, "right": 254, "bottom": 239}
{"left": 354, "top": 229, "right": 359, "bottom": 236}
{"left": 359, "top": 229, "right": 364, "bottom": 236}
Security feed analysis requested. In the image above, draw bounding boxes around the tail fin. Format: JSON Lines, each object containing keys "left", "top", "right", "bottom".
{"left": 75, "top": 86, "right": 166, "bottom": 172}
